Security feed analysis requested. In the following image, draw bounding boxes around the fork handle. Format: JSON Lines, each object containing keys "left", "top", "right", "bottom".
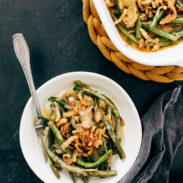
{"left": 12, "top": 33, "right": 42, "bottom": 119}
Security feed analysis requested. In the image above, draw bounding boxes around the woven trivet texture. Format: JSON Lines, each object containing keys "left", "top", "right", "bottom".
{"left": 82, "top": 0, "right": 183, "bottom": 83}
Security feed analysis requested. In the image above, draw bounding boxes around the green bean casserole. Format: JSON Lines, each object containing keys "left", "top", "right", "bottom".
{"left": 40, "top": 80, "right": 125, "bottom": 182}
{"left": 105, "top": 0, "right": 183, "bottom": 52}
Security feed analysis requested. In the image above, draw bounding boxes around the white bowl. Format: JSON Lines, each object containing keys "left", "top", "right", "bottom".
{"left": 19, "top": 72, "right": 142, "bottom": 183}
{"left": 93, "top": 0, "right": 183, "bottom": 67}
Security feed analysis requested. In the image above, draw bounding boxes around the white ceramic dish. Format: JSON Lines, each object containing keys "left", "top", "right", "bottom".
{"left": 19, "top": 72, "right": 142, "bottom": 183}
{"left": 93, "top": 0, "right": 183, "bottom": 67}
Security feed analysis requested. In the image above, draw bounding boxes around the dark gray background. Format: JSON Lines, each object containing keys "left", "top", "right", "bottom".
{"left": 0, "top": 0, "right": 182, "bottom": 182}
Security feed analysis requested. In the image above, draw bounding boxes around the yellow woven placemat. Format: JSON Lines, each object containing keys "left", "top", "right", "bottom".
{"left": 82, "top": 0, "right": 183, "bottom": 83}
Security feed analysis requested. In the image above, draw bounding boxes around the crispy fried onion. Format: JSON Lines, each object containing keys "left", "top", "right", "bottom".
{"left": 140, "top": 28, "right": 160, "bottom": 43}
{"left": 56, "top": 118, "right": 67, "bottom": 127}
{"left": 139, "top": 38, "right": 145, "bottom": 48}
{"left": 114, "top": 9, "right": 128, "bottom": 25}
{"left": 62, "top": 89, "right": 78, "bottom": 100}
{"left": 122, "top": 0, "right": 138, "bottom": 28}
{"left": 118, "top": 0, "right": 124, "bottom": 9}
{"left": 145, "top": 40, "right": 151, "bottom": 51}
{"left": 63, "top": 149, "right": 78, "bottom": 165}
{"left": 137, "top": 0, "right": 168, "bottom": 17}
{"left": 140, "top": 13, "right": 148, "bottom": 21}
{"left": 60, "top": 122, "right": 70, "bottom": 139}
{"left": 152, "top": 0, "right": 156, "bottom": 8}
{"left": 105, "top": 0, "right": 114, "bottom": 7}
{"left": 140, "top": 29, "right": 160, "bottom": 50}
{"left": 54, "top": 102, "right": 61, "bottom": 122}
{"left": 80, "top": 106, "right": 93, "bottom": 129}
{"left": 155, "top": 0, "right": 164, "bottom": 7}
{"left": 62, "top": 136, "right": 78, "bottom": 148}
{"left": 142, "top": 0, "right": 152, "bottom": 6}
{"left": 71, "top": 125, "right": 108, "bottom": 157}
{"left": 152, "top": 42, "right": 160, "bottom": 51}
{"left": 156, "top": 5, "right": 167, "bottom": 16}
{"left": 160, "top": 0, "right": 177, "bottom": 24}
{"left": 176, "top": 4, "right": 183, "bottom": 12}
{"left": 94, "top": 108, "right": 102, "bottom": 123}
{"left": 137, "top": 0, "right": 144, "bottom": 11}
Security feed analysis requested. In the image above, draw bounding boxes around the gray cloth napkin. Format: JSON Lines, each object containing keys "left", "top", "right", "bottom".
{"left": 120, "top": 86, "right": 183, "bottom": 183}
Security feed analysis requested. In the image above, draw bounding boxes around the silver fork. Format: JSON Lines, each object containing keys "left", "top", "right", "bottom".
{"left": 12, "top": 33, "right": 48, "bottom": 137}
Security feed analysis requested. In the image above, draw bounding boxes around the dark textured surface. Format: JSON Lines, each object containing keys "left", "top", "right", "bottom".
{"left": 121, "top": 86, "right": 183, "bottom": 183}
{"left": 0, "top": 0, "right": 182, "bottom": 182}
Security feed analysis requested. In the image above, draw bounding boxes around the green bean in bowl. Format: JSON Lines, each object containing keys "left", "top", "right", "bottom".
{"left": 41, "top": 80, "right": 125, "bottom": 182}
{"left": 105, "top": 0, "right": 183, "bottom": 52}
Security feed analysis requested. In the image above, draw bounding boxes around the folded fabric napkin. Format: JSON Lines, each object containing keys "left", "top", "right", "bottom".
{"left": 120, "top": 86, "right": 183, "bottom": 183}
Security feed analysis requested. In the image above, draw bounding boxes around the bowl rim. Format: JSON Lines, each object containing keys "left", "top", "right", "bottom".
{"left": 19, "top": 71, "right": 142, "bottom": 183}
{"left": 92, "top": 0, "right": 183, "bottom": 67}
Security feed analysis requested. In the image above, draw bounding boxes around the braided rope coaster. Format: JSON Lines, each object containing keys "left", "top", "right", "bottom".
{"left": 82, "top": 0, "right": 183, "bottom": 83}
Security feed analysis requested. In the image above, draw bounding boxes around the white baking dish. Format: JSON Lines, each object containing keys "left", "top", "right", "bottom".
{"left": 93, "top": 0, "right": 183, "bottom": 67}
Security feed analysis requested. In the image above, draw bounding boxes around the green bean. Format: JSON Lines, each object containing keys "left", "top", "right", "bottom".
{"left": 48, "top": 121, "right": 112, "bottom": 169}
{"left": 80, "top": 175, "right": 88, "bottom": 183}
{"left": 93, "top": 97, "right": 99, "bottom": 109}
{"left": 151, "top": 27, "right": 178, "bottom": 42}
{"left": 177, "top": 0, "right": 183, "bottom": 6}
{"left": 112, "top": 14, "right": 138, "bottom": 44}
{"left": 102, "top": 137, "right": 108, "bottom": 153}
{"left": 45, "top": 127, "right": 117, "bottom": 177}
{"left": 159, "top": 41, "right": 173, "bottom": 47}
{"left": 49, "top": 103, "right": 56, "bottom": 120}
{"left": 48, "top": 121, "right": 72, "bottom": 156}
{"left": 150, "top": 10, "right": 165, "bottom": 28}
{"left": 76, "top": 150, "right": 113, "bottom": 168}
{"left": 74, "top": 80, "right": 83, "bottom": 87}
{"left": 69, "top": 172, "right": 77, "bottom": 183}
{"left": 101, "top": 137, "right": 109, "bottom": 170}
{"left": 40, "top": 131, "right": 48, "bottom": 162}
{"left": 73, "top": 86, "right": 82, "bottom": 92}
{"left": 172, "top": 17, "right": 183, "bottom": 24}
{"left": 106, "top": 106, "right": 112, "bottom": 126}
{"left": 136, "top": 17, "right": 142, "bottom": 39}
{"left": 40, "top": 131, "right": 61, "bottom": 179}
{"left": 48, "top": 121, "right": 64, "bottom": 146}
{"left": 113, "top": 148, "right": 119, "bottom": 155}
{"left": 142, "top": 23, "right": 178, "bottom": 42}
{"left": 98, "top": 145, "right": 106, "bottom": 156}
{"left": 49, "top": 97, "right": 67, "bottom": 106}
{"left": 44, "top": 131, "right": 61, "bottom": 179}
{"left": 102, "top": 116, "right": 125, "bottom": 159}
{"left": 111, "top": 114, "right": 116, "bottom": 131}
{"left": 108, "top": 138, "right": 113, "bottom": 151}
{"left": 149, "top": 41, "right": 172, "bottom": 47}
{"left": 177, "top": 30, "right": 183, "bottom": 37}
{"left": 82, "top": 88, "right": 123, "bottom": 140}
{"left": 91, "top": 170, "right": 117, "bottom": 177}
{"left": 49, "top": 163, "right": 61, "bottom": 179}
{"left": 135, "top": 4, "right": 141, "bottom": 39}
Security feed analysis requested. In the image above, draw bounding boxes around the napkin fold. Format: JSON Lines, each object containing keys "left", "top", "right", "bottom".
{"left": 120, "top": 86, "right": 183, "bottom": 183}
